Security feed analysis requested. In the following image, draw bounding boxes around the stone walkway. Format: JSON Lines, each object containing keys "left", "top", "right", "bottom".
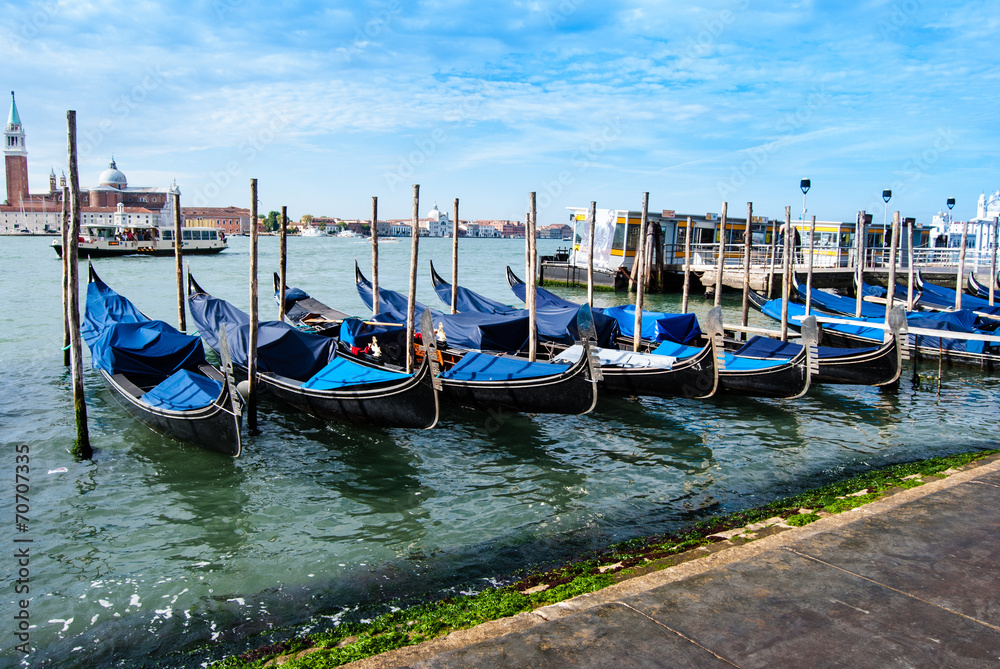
{"left": 347, "top": 457, "right": 1000, "bottom": 669}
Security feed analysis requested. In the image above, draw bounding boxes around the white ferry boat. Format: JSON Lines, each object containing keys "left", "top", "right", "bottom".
{"left": 52, "top": 218, "right": 227, "bottom": 258}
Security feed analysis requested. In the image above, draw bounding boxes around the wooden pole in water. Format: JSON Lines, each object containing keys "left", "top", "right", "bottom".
{"left": 248, "top": 178, "right": 259, "bottom": 433}
{"left": 633, "top": 192, "right": 649, "bottom": 352}
{"left": 780, "top": 206, "right": 791, "bottom": 342}
{"left": 451, "top": 197, "right": 459, "bottom": 314}
{"left": 405, "top": 184, "right": 420, "bottom": 373}
{"left": 805, "top": 215, "right": 816, "bottom": 316}
{"left": 907, "top": 216, "right": 916, "bottom": 311}
{"left": 714, "top": 202, "right": 727, "bottom": 307}
{"left": 766, "top": 219, "right": 778, "bottom": 299}
{"left": 681, "top": 216, "right": 692, "bottom": 313}
{"left": 741, "top": 202, "right": 752, "bottom": 329}
{"left": 278, "top": 206, "right": 287, "bottom": 321}
{"left": 61, "top": 186, "right": 70, "bottom": 366}
{"left": 855, "top": 211, "right": 866, "bottom": 318}
{"left": 173, "top": 192, "right": 185, "bottom": 333}
{"left": 371, "top": 196, "right": 379, "bottom": 316}
{"left": 885, "top": 212, "right": 900, "bottom": 332}
{"left": 955, "top": 219, "right": 968, "bottom": 310}
{"left": 587, "top": 201, "right": 596, "bottom": 308}
{"left": 528, "top": 192, "right": 538, "bottom": 361}
{"left": 990, "top": 216, "right": 998, "bottom": 306}
{"left": 66, "top": 110, "right": 91, "bottom": 458}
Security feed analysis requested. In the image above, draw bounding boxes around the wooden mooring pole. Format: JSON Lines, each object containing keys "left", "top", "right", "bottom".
{"left": 61, "top": 186, "right": 70, "bottom": 366}
{"left": 780, "top": 206, "right": 791, "bottom": 342}
{"left": 528, "top": 193, "right": 538, "bottom": 361}
{"left": 990, "top": 216, "right": 998, "bottom": 306}
{"left": 406, "top": 185, "right": 420, "bottom": 373}
{"left": 633, "top": 192, "right": 649, "bottom": 352}
{"left": 248, "top": 178, "right": 259, "bottom": 433}
{"left": 714, "top": 202, "right": 727, "bottom": 307}
{"left": 681, "top": 216, "right": 692, "bottom": 313}
{"left": 855, "top": 210, "right": 866, "bottom": 318}
{"left": 451, "top": 197, "right": 459, "bottom": 314}
{"left": 805, "top": 215, "right": 816, "bottom": 315}
{"left": 955, "top": 219, "right": 968, "bottom": 310}
{"left": 278, "top": 206, "right": 287, "bottom": 321}
{"left": 66, "top": 110, "right": 90, "bottom": 458}
{"left": 741, "top": 202, "right": 752, "bottom": 329}
{"left": 885, "top": 212, "right": 900, "bottom": 337}
{"left": 371, "top": 196, "right": 379, "bottom": 316}
{"left": 766, "top": 219, "right": 778, "bottom": 299}
{"left": 173, "top": 192, "right": 185, "bottom": 332}
{"left": 587, "top": 201, "right": 596, "bottom": 308}
{"left": 907, "top": 216, "right": 916, "bottom": 311}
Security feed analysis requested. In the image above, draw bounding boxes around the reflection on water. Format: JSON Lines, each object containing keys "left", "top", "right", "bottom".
{"left": 1, "top": 237, "right": 998, "bottom": 669}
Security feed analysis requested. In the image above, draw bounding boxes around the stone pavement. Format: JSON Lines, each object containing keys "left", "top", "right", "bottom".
{"left": 347, "top": 456, "right": 1000, "bottom": 669}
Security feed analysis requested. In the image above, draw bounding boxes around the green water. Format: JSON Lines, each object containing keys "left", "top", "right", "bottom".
{"left": 1, "top": 235, "right": 997, "bottom": 668}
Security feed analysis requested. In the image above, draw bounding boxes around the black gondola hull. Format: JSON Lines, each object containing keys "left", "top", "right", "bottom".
{"left": 258, "top": 358, "right": 439, "bottom": 429}
{"left": 438, "top": 350, "right": 598, "bottom": 415}
{"left": 718, "top": 351, "right": 811, "bottom": 399}
{"left": 100, "top": 370, "right": 242, "bottom": 456}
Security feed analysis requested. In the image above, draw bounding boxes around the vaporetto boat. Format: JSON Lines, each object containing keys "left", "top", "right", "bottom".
{"left": 52, "top": 213, "right": 227, "bottom": 258}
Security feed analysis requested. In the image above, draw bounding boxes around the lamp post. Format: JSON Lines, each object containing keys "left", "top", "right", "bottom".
{"left": 800, "top": 178, "right": 810, "bottom": 221}
{"left": 882, "top": 189, "right": 892, "bottom": 259}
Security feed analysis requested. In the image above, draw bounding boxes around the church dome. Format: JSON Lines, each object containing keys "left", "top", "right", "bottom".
{"left": 426, "top": 203, "right": 444, "bottom": 221}
{"left": 98, "top": 158, "right": 127, "bottom": 190}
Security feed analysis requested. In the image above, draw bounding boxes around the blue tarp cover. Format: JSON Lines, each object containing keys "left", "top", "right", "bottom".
{"left": 85, "top": 279, "right": 207, "bottom": 377}
{"left": 141, "top": 368, "right": 222, "bottom": 410}
{"left": 189, "top": 292, "right": 338, "bottom": 381}
{"left": 503, "top": 276, "right": 620, "bottom": 346}
{"left": 651, "top": 339, "right": 786, "bottom": 371}
{"left": 302, "top": 357, "right": 410, "bottom": 390}
{"left": 356, "top": 274, "right": 531, "bottom": 351}
{"left": 735, "top": 336, "right": 879, "bottom": 360}
{"left": 800, "top": 284, "right": 885, "bottom": 318}
{"left": 441, "top": 351, "right": 569, "bottom": 381}
{"left": 916, "top": 279, "right": 1000, "bottom": 316}
{"left": 433, "top": 279, "right": 520, "bottom": 315}
{"left": 758, "top": 297, "right": 886, "bottom": 343}
{"left": 601, "top": 305, "right": 702, "bottom": 343}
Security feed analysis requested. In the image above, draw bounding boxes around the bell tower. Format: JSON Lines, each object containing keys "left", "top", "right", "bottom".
{"left": 4, "top": 91, "right": 29, "bottom": 206}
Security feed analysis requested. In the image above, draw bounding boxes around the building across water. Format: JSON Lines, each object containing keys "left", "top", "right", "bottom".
{"left": 2, "top": 92, "right": 181, "bottom": 235}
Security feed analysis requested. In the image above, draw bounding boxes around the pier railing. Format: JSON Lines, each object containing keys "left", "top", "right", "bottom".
{"left": 663, "top": 244, "right": 999, "bottom": 273}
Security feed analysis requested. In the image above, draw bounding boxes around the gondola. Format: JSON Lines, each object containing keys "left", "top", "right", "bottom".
{"left": 745, "top": 288, "right": 904, "bottom": 386}
{"left": 968, "top": 271, "right": 1000, "bottom": 301}
{"left": 430, "top": 261, "right": 720, "bottom": 399}
{"left": 187, "top": 273, "right": 440, "bottom": 429}
{"left": 353, "top": 264, "right": 599, "bottom": 414}
{"left": 82, "top": 265, "right": 243, "bottom": 455}
{"left": 750, "top": 285, "right": 1000, "bottom": 369}
{"left": 914, "top": 271, "right": 1000, "bottom": 318}
{"left": 506, "top": 267, "right": 815, "bottom": 399}
{"left": 273, "top": 273, "right": 351, "bottom": 337}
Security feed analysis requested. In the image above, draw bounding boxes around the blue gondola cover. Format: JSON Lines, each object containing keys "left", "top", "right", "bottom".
{"left": 85, "top": 279, "right": 207, "bottom": 377}
{"left": 141, "top": 369, "right": 222, "bottom": 410}
{"left": 441, "top": 351, "right": 569, "bottom": 381}
{"left": 302, "top": 357, "right": 411, "bottom": 390}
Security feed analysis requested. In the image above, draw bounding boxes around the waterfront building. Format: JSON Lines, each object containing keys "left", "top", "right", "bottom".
{"left": 182, "top": 207, "right": 252, "bottom": 235}
{"left": 2, "top": 92, "right": 180, "bottom": 234}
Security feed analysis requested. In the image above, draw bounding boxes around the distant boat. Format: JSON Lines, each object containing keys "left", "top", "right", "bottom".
{"left": 336, "top": 229, "right": 361, "bottom": 238}
{"left": 300, "top": 227, "right": 327, "bottom": 237}
{"left": 53, "top": 218, "right": 227, "bottom": 258}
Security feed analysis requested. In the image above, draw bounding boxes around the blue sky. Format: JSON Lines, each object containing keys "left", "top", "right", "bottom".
{"left": 3, "top": 0, "right": 998, "bottom": 225}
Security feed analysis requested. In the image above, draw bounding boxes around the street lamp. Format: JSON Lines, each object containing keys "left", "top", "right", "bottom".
{"left": 800, "top": 179, "right": 810, "bottom": 221}
{"left": 882, "top": 189, "right": 892, "bottom": 247}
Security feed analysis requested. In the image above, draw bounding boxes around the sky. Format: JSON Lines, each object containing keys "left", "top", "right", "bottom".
{"left": 2, "top": 0, "right": 998, "bottom": 226}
